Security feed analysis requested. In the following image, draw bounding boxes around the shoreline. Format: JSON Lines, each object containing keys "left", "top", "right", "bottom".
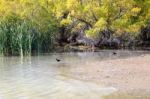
{"left": 53, "top": 45, "right": 150, "bottom": 52}
{"left": 65, "top": 54, "right": 150, "bottom": 96}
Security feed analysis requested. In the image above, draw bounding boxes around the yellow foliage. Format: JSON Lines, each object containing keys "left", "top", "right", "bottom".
{"left": 86, "top": 26, "right": 105, "bottom": 39}
{"left": 99, "top": 6, "right": 108, "bottom": 17}
{"left": 60, "top": 19, "right": 72, "bottom": 26}
{"left": 131, "top": 7, "right": 141, "bottom": 16}
{"left": 112, "top": 18, "right": 129, "bottom": 29}
{"left": 94, "top": 18, "right": 107, "bottom": 30}
{"left": 131, "top": 7, "right": 141, "bottom": 13}
{"left": 86, "top": 29, "right": 99, "bottom": 39}
{"left": 71, "top": 23, "right": 85, "bottom": 33}
{"left": 70, "top": 10, "right": 75, "bottom": 16}
{"left": 66, "top": 0, "right": 79, "bottom": 10}
{"left": 126, "top": 22, "right": 143, "bottom": 36}
{"left": 83, "top": 5, "right": 90, "bottom": 13}
{"left": 0, "top": 0, "right": 149, "bottom": 39}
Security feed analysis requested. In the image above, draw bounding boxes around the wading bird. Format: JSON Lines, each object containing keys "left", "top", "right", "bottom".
{"left": 56, "top": 58, "right": 61, "bottom": 62}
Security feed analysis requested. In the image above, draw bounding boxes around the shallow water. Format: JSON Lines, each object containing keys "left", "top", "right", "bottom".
{"left": 0, "top": 50, "right": 149, "bottom": 99}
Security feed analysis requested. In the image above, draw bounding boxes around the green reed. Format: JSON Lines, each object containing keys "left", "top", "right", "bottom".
{"left": 0, "top": 14, "right": 57, "bottom": 56}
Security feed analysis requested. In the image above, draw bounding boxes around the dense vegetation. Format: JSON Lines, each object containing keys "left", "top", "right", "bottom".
{"left": 0, "top": 0, "right": 150, "bottom": 55}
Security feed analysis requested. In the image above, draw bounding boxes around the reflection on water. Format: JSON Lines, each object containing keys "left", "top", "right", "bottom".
{"left": 0, "top": 50, "right": 149, "bottom": 99}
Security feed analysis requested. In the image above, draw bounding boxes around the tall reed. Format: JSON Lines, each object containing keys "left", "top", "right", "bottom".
{"left": 0, "top": 14, "right": 57, "bottom": 56}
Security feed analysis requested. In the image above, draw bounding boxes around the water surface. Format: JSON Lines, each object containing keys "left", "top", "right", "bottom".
{"left": 0, "top": 50, "right": 149, "bottom": 99}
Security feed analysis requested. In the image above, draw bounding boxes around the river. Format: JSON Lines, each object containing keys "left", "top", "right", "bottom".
{"left": 0, "top": 50, "right": 150, "bottom": 99}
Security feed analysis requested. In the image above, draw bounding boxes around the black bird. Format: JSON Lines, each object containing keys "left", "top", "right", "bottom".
{"left": 113, "top": 52, "right": 117, "bottom": 55}
{"left": 56, "top": 58, "right": 61, "bottom": 62}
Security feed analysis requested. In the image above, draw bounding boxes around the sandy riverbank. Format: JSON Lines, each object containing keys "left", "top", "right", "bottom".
{"left": 68, "top": 54, "right": 150, "bottom": 97}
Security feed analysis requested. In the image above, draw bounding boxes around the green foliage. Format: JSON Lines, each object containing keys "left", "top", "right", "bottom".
{"left": 52, "top": 0, "right": 150, "bottom": 38}
{"left": 0, "top": 0, "right": 58, "bottom": 56}
{"left": 0, "top": 14, "right": 31, "bottom": 55}
{"left": 0, "top": 0, "right": 150, "bottom": 55}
